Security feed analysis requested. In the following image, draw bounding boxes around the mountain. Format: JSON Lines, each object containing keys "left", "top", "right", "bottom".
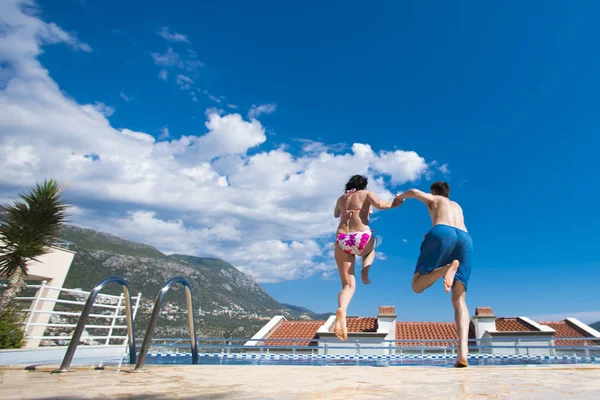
{"left": 591, "top": 321, "right": 600, "bottom": 331}
{"left": 281, "top": 303, "right": 333, "bottom": 320}
{"left": 57, "top": 225, "right": 329, "bottom": 340}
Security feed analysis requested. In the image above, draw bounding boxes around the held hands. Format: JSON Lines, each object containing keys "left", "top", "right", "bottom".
{"left": 392, "top": 195, "right": 405, "bottom": 208}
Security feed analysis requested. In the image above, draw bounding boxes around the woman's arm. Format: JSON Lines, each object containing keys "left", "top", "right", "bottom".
{"left": 366, "top": 191, "right": 394, "bottom": 210}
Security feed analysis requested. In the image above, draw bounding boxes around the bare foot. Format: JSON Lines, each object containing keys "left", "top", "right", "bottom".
{"left": 333, "top": 308, "right": 348, "bottom": 340}
{"left": 361, "top": 266, "right": 371, "bottom": 285}
{"left": 443, "top": 260, "right": 460, "bottom": 293}
{"left": 454, "top": 358, "right": 469, "bottom": 368}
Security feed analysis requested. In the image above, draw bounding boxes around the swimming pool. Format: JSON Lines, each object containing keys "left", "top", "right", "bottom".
{"left": 142, "top": 353, "right": 600, "bottom": 367}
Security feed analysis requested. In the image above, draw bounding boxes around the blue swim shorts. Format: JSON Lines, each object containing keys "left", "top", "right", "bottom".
{"left": 415, "top": 224, "right": 473, "bottom": 291}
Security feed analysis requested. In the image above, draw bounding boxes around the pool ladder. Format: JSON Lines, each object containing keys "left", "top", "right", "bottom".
{"left": 53, "top": 276, "right": 137, "bottom": 373}
{"left": 53, "top": 276, "right": 199, "bottom": 372}
{"left": 134, "top": 277, "right": 199, "bottom": 370}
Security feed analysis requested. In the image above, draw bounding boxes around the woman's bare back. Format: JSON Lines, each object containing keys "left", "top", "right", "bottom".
{"left": 336, "top": 190, "right": 372, "bottom": 233}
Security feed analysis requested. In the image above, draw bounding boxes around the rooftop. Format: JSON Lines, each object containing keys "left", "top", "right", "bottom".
{"left": 395, "top": 321, "right": 475, "bottom": 347}
{"left": 259, "top": 306, "right": 599, "bottom": 347}
{"left": 495, "top": 318, "right": 536, "bottom": 332}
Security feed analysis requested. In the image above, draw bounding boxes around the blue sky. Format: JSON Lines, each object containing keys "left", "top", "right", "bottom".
{"left": 1, "top": 0, "right": 599, "bottom": 323}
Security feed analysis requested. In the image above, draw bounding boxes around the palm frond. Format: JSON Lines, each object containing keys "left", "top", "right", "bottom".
{"left": 0, "top": 179, "right": 69, "bottom": 278}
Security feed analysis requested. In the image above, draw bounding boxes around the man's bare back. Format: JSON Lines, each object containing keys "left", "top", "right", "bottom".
{"left": 394, "top": 189, "right": 467, "bottom": 232}
{"left": 427, "top": 196, "right": 468, "bottom": 232}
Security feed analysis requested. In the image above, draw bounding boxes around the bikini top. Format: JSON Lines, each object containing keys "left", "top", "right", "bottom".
{"left": 341, "top": 189, "right": 373, "bottom": 217}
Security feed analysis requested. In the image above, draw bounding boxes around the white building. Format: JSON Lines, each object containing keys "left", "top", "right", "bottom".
{"left": 246, "top": 306, "right": 600, "bottom": 356}
{"left": 0, "top": 241, "right": 76, "bottom": 348}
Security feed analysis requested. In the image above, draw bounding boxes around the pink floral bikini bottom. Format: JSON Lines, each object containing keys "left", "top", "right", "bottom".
{"left": 335, "top": 230, "right": 373, "bottom": 255}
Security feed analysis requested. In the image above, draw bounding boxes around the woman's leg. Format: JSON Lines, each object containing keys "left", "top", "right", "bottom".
{"left": 333, "top": 244, "right": 355, "bottom": 341}
{"left": 359, "top": 236, "right": 376, "bottom": 285}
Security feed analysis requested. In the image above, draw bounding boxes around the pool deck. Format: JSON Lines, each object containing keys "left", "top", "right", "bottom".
{"left": 1, "top": 364, "right": 599, "bottom": 399}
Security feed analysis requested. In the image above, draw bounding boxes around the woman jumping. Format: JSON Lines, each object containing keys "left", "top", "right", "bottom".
{"left": 332, "top": 175, "right": 399, "bottom": 340}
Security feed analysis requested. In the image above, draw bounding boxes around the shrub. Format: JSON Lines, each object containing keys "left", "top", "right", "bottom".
{"left": 0, "top": 306, "right": 25, "bottom": 349}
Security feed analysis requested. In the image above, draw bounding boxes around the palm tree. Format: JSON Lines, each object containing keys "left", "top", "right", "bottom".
{"left": 0, "top": 180, "right": 69, "bottom": 315}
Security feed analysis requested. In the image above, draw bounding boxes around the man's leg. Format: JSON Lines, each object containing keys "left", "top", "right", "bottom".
{"left": 451, "top": 281, "right": 469, "bottom": 367}
{"left": 412, "top": 260, "right": 459, "bottom": 294}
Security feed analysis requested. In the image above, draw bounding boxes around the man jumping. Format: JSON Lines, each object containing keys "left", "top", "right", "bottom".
{"left": 393, "top": 182, "right": 473, "bottom": 367}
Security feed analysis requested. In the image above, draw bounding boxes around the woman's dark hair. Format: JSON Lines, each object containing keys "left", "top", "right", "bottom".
{"left": 430, "top": 181, "right": 450, "bottom": 198}
{"left": 345, "top": 175, "right": 368, "bottom": 192}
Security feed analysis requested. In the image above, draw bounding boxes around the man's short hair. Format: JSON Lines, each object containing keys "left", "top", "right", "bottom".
{"left": 430, "top": 181, "right": 450, "bottom": 198}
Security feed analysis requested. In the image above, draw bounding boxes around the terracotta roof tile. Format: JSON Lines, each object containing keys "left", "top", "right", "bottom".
{"left": 538, "top": 321, "right": 599, "bottom": 347}
{"left": 495, "top": 318, "right": 534, "bottom": 332}
{"left": 264, "top": 321, "right": 323, "bottom": 346}
{"left": 395, "top": 322, "right": 475, "bottom": 347}
{"left": 346, "top": 317, "right": 377, "bottom": 333}
{"left": 264, "top": 318, "right": 377, "bottom": 346}
{"left": 475, "top": 307, "right": 494, "bottom": 316}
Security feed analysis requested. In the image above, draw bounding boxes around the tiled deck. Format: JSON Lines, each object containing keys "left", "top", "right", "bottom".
{"left": 1, "top": 364, "right": 599, "bottom": 399}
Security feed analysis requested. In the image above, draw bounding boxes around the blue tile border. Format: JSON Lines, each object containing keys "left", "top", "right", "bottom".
{"left": 144, "top": 352, "right": 597, "bottom": 363}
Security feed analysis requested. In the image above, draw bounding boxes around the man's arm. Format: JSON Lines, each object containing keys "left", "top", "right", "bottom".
{"left": 367, "top": 191, "right": 394, "bottom": 210}
{"left": 395, "top": 189, "right": 435, "bottom": 205}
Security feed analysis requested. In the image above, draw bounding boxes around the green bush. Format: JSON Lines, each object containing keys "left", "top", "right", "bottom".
{"left": 0, "top": 306, "right": 25, "bottom": 349}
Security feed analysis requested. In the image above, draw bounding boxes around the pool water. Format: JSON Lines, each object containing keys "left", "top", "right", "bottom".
{"left": 143, "top": 353, "right": 599, "bottom": 367}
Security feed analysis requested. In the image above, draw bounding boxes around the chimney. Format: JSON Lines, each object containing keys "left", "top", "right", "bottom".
{"left": 376, "top": 306, "right": 396, "bottom": 346}
{"left": 472, "top": 306, "right": 497, "bottom": 339}
{"left": 378, "top": 306, "right": 396, "bottom": 317}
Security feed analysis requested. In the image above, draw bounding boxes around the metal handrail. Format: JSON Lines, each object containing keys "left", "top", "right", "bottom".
{"left": 140, "top": 336, "right": 600, "bottom": 344}
{"left": 52, "top": 276, "right": 137, "bottom": 373}
{"left": 51, "top": 239, "right": 71, "bottom": 250}
{"left": 134, "top": 277, "right": 198, "bottom": 370}
{"left": 2, "top": 283, "right": 126, "bottom": 299}
{"left": 137, "top": 336, "right": 600, "bottom": 358}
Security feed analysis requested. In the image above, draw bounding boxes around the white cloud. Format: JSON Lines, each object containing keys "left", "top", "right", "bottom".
{"left": 227, "top": 104, "right": 238, "bottom": 109}
{"left": 248, "top": 103, "right": 277, "bottom": 119}
{"left": 152, "top": 47, "right": 203, "bottom": 88}
{"left": 204, "top": 107, "right": 224, "bottom": 116}
{"left": 151, "top": 48, "right": 204, "bottom": 72}
{"left": 157, "top": 27, "right": 189, "bottom": 43}
{"left": 368, "top": 146, "right": 429, "bottom": 185}
{"left": 184, "top": 60, "right": 204, "bottom": 73}
{"left": 233, "top": 240, "right": 334, "bottom": 283}
{"left": 0, "top": 1, "right": 441, "bottom": 283}
{"left": 120, "top": 128, "right": 155, "bottom": 144}
{"left": 92, "top": 102, "right": 114, "bottom": 117}
{"left": 208, "top": 94, "right": 222, "bottom": 104}
{"left": 159, "top": 126, "right": 170, "bottom": 139}
{"left": 120, "top": 90, "right": 133, "bottom": 102}
{"left": 39, "top": 22, "right": 92, "bottom": 52}
{"left": 175, "top": 74, "right": 194, "bottom": 90}
{"left": 438, "top": 163, "right": 450, "bottom": 175}
{"left": 158, "top": 69, "right": 168, "bottom": 81}
{"left": 192, "top": 112, "right": 266, "bottom": 160}
{"left": 151, "top": 47, "right": 182, "bottom": 67}
{"left": 430, "top": 160, "right": 450, "bottom": 176}
{"left": 402, "top": 239, "right": 408, "bottom": 243}
{"left": 296, "top": 139, "right": 347, "bottom": 155}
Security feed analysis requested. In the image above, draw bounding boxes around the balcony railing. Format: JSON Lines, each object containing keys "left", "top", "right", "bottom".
{"left": 1, "top": 281, "right": 142, "bottom": 346}
{"left": 50, "top": 239, "right": 71, "bottom": 250}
